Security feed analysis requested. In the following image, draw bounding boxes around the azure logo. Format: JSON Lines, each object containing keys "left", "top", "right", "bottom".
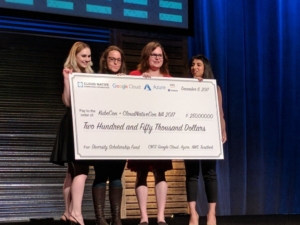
{"left": 144, "top": 84, "right": 151, "bottom": 91}
{"left": 77, "top": 82, "right": 83, "bottom": 87}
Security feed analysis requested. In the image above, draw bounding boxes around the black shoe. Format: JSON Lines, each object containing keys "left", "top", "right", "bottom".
{"left": 157, "top": 222, "right": 168, "bottom": 225}
{"left": 69, "top": 215, "right": 81, "bottom": 225}
{"left": 60, "top": 214, "right": 70, "bottom": 225}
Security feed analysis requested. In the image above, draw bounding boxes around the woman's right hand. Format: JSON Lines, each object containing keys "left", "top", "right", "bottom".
{"left": 62, "top": 68, "right": 72, "bottom": 107}
{"left": 63, "top": 68, "right": 73, "bottom": 79}
{"left": 194, "top": 76, "right": 203, "bottom": 82}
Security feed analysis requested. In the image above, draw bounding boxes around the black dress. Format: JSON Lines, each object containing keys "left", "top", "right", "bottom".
{"left": 50, "top": 107, "right": 74, "bottom": 166}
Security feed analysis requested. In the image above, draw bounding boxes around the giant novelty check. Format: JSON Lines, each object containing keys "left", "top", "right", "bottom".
{"left": 69, "top": 73, "right": 224, "bottom": 160}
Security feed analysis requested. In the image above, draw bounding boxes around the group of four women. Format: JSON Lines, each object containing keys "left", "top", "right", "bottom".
{"left": 50, "top": 41, "right": 227, "bottom": 225}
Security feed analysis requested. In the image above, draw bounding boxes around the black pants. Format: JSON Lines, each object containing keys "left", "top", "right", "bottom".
{"left": 184, "top": 160, "right": 217, "bottom": 203}
{"left": 93, "top": 160, "right": 126, "bottom": 188}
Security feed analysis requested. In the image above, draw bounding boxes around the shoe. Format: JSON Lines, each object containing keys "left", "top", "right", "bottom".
{"left": 69, "top": 215, "right": 82, "bottom": 225}
{"left": 92, "top": 187, "right": 109, "bottom": 225}
{"left": 158, "top": 222, "right": 168, "bottom": 225}
{"left": 60, "top": 214, "right": 70, "bottom": 225}
{"left": 109, "top": 186, "right": 123, "bottom": 225}
{"left": 138, "top": 222, "right": 149, "bottom": 225}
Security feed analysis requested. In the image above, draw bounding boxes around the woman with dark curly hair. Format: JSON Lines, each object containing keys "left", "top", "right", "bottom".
{"left": 184, "top": 54, "right": 227, "bottom": 225}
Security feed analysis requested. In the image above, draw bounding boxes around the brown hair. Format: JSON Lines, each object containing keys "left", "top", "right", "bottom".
{"left": 137, "top": 41, "right": 169, "bottom": 75}
{"left": 99, "top": 45, "right": 127, "bottom": 74}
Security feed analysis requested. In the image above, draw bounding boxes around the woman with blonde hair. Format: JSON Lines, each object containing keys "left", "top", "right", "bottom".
{"left": 51, "top": 41, "right": 93, "bottom": 225}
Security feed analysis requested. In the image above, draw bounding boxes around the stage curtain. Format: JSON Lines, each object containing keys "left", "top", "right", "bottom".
{"left": 188, "top": 0, "right": 300, "bottom": 215}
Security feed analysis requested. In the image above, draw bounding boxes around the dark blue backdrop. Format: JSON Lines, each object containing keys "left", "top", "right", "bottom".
{"left": 189, "top": 0, "right": 300, "bottom": 216}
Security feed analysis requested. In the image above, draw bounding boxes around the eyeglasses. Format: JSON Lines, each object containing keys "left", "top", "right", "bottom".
{"left": 108, "top": 57, "right": 122, "bottom": 64}
{"left": 150, "top": 53, "right": 163, "bottom": 59}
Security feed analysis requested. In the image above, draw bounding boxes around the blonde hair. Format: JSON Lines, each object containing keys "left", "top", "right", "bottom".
{"left": 64, "top": 41, "right": 94, "bottom": 73}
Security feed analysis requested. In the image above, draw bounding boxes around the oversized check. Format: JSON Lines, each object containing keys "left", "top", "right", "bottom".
{"left": 69, "top": 73, "right": 224, "bottom": 160}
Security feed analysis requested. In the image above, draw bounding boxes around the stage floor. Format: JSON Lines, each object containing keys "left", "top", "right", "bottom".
{"left": 1, "top": 215, "right": 300, "bottom": 225}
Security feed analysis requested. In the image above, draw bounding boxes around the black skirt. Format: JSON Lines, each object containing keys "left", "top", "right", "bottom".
{"left": 50, "top": 108, "right": 74, "bottom": 166}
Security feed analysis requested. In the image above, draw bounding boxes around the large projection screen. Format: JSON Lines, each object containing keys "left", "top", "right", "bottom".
{"left": 0, "top": 0, "right": 192, "bottom": 34}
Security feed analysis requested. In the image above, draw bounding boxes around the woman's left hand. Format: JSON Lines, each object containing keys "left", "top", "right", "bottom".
{"left": 142, "top": 73, "right": 151, "bottom": 78}
{"left": 195, "top": 77, "right": 203, "bottom": 82}
{"left": 222, "top": 130, "right": 227, "bottom": 143}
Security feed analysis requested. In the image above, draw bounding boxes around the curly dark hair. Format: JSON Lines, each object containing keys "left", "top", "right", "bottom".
{"left": 190, "top": 54, "right": 215, "bottom": 79}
